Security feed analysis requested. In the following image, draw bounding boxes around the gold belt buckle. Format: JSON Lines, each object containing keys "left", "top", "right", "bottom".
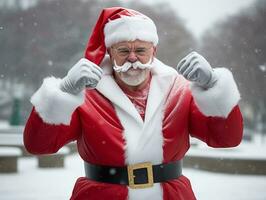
{"left": 127, "top": 162, "right": 154, "bottom": 189}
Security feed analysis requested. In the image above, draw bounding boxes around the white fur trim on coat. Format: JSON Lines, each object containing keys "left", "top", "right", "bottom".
{"left": 104, "top": 16, "right": 158, "bottom": 47}
{"left": 96, "top": 57, "right": 176, "bottom": 200}
{"left": 190, "top": 68, "right": 240, "bottom": 118}
{"left": 30, "top": 76, "right": 84, "bottom": 125}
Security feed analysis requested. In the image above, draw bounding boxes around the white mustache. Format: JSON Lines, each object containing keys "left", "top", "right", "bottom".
{"left": 113, "top": 58, "right": 153, "bottom": 73}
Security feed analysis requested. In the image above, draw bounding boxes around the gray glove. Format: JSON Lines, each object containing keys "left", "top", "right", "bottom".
{"left": 60, "top": 58, "right": 103, "bottom": 94}
{"left": 176, "top": 52, "right": 217, "bottom": 89}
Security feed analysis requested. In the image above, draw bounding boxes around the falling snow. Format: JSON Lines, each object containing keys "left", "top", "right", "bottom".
{"left": 109, "top": 168, "right": 116, "bottom": 175}
{"left": 258, "top": 64, "right": 266, "bottom": 72}
{"left": 47, "top": 60, "right": 53, "bottom": 66}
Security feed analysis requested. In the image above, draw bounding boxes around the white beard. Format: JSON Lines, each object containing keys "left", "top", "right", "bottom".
{"left": 113, "top": 59, "right": 152, "bottom": 86}
{"left": 119, "top": 68, "right": 150, "bottom": 86}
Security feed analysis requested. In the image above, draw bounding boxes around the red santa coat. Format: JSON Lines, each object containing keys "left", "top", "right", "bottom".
{"left": 24, "top": 57, "right": 243, "bottom": 200}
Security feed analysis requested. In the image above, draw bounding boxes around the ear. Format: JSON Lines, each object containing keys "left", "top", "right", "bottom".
{"left": 151, "top": 47, "right": 157, "bottom": 62}
{"left": 107, "top": 48, "right": 113, "bottom": 60}
{"left": 107, "top": 48, "right": 114, "bottom": 65}
{"left": 153, "top": 46, "right": 157, "bottom": 57}
{"left": 107, "top": 48, "right": 111, "bottom": 56}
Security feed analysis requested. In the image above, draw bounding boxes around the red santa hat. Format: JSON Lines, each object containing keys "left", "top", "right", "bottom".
{"left": 84, "top": 7, "right": 159, "bottom": 65}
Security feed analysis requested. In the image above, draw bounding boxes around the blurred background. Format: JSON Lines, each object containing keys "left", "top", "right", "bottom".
{"left": 0, "top": 0, "right": 265, "bottom": 136}
{"left": 0, "top": 0, "right": 266, "bottom": 199}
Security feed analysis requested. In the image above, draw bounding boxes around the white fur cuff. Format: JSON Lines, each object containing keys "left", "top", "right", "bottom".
{"left": 30, "top": 77, "right": 84, "bottom": 125}
{"left": 190, "top": 68, "right": 240, "bottom": 118}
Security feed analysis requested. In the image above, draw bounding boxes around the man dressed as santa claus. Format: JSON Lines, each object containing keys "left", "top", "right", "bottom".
{"left": 24, "top": 7, "right": 243, "bottom": 200}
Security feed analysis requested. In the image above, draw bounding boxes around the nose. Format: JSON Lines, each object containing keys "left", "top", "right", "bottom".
{"left": 127, "top": 51, "right": 138, "bottom": 63}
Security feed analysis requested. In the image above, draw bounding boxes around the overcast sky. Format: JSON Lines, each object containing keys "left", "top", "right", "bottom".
{"left": 122, "top": 0, "right": 256, "bottom": 38}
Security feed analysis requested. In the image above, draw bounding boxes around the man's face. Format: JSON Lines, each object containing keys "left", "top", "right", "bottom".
{"left": 109, "top": 40, "right": 156, "bottom": 87}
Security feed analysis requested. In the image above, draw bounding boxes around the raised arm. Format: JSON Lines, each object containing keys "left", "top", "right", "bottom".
{"left": 24, "top": 58, "right": 103, "bottom": 154}
{"left": 176, "top": 52, "right": 243, "bottom": 147}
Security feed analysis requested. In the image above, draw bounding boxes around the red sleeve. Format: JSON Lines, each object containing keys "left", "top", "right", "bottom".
{"left": 23, "top": 107, "right": 81, "bottom": 154}
{"left": 188, "top": 99, "right": 243, "bottom": 148}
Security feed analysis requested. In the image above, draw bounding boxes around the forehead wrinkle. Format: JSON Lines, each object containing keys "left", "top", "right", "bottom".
{"left": 114, "top": 41, "right": 153, "bottom": 49}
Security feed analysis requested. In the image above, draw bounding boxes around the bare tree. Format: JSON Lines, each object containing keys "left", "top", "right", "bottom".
{"left": 0, "top": 0, "right": 196, "bottom": 121}
{"left": 200, "top": 0, "right": 266, "bottom": 130}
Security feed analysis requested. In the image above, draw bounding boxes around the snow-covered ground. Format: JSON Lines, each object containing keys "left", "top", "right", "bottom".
{"left": 0, "top": 120, "right": 10, "bottom": 129}
{"left": 188, "top": 138, "right": 266, "bottom": 160}
{"left": 0, "top": 153, "right": 266, "bottom": 200}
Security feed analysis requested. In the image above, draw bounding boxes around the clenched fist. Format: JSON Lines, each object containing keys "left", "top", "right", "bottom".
{"left": 176, "top": 52, "right": 217, "bottom": 89}
{"left": 60, "top": 58, "right": 103, "bottom": 94}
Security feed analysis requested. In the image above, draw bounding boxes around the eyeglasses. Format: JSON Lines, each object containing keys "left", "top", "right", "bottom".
{"left": 111, "top": 45, "right": 153, "bottom": 58}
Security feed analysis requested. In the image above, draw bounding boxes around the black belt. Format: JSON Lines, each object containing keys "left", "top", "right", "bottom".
{"left": 84, "top": 160, "right": 182, "bottom": 189}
